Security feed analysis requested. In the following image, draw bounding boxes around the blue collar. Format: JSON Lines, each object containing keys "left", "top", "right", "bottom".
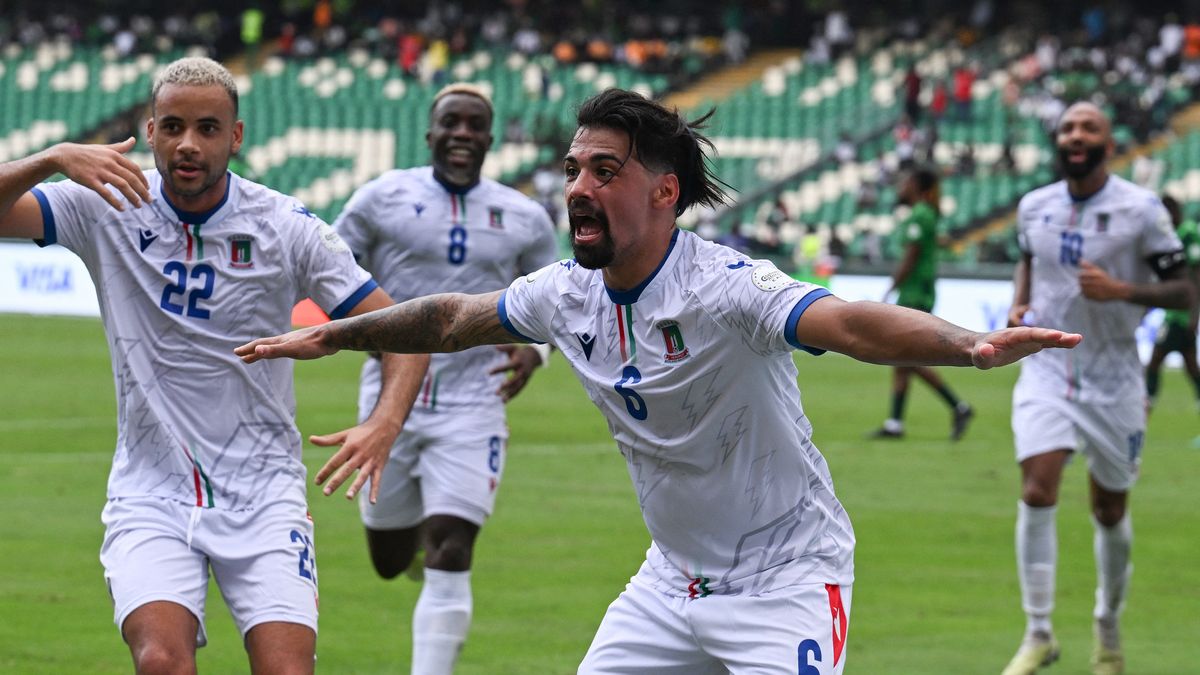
{"left": 1068, "top": 175, "right": 1109, "bottom": 203}
{"left": 160, "top": 171, "right": 232, "bottom": 224}
{"left": 432, "top": 169, "right": 479, "bottom": 196}
{"left": 605, "top": 228, "right": 680, "bottom": 305}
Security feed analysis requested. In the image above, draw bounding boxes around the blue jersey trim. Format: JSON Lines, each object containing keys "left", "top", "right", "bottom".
{"left": 605, "top": 228, "right": 680, "bottom": 305}
{"left": 785, "top": 288, "right": 833, "bottom": 355}
{"left": 497, "top": 289, "right": 539, "bottom": 343}
{"left": 160, "top": 172, "right": 232, "bottom": 224}
{"left": 30, "top": 187, "right": 56, "bottom": 247}
{"left": 433, "top": 170, "right": 479, "bottom": 196}
{"left": 329, "top": 279, "right": 378, "bottom": 319}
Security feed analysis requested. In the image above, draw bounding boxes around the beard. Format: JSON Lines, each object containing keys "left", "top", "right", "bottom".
{"left": 568, "top": 206, "right": 615, "bottom": 269}
{"left": 157, "top": 156, "right": 223, "bottom": 199}
{"left": 1057, "top": 144, "right": 1106, "bottom": 179}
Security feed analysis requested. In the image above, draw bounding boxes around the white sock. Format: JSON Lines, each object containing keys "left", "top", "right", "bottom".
{"left": 1092, "top": 512, "right": 1132, "bottom": 624}
{"left": 412, "top": 569, "right": 472, "bottom": 675}
{"left": 1016, "top": 501, "right": 1057, "bottom": 637}
{"left": 883, "top": 418, "right": 903, "bottom": 433}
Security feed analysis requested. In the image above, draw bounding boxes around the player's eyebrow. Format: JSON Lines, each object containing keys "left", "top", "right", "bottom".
{"left": 563, "top": 152, "right": 625, "bottom": 165}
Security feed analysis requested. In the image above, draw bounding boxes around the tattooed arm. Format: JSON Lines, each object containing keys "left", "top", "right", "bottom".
{"left": 235, "top": 290, "right": 520, "bottom": 364}
{"left": 793, "top": 295, "right": 1080, "bottom": 369}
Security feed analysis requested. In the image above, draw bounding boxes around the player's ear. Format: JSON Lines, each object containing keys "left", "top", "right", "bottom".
{"left": 652, "top": 174, "right": 680, "bottom": 212}
{"left": 231, "top": 120, "right": 244, "bottom": 155}
{"left": 146, "top": 117, "right": 155, "bottom": 149}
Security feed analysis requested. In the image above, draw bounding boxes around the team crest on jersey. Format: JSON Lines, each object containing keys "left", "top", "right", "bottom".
{"left": 228, "top": 235, "right": 254, "bottom": 268}
{"left": 488, "top": 207, "right": 504, "bottom": 229}
{"left": 656, "top": 320, "right": 690, "bottom": 363}
{"left": 1096, "top": 213, "right": 1109, "bottom": 232}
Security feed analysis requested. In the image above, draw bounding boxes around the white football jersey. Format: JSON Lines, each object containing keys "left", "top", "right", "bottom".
{"left": 500, "top": 228, "right": 855, "bottom": 597}
{"left": 33, "top": 171, "right": 375, "bottom": 510}
{"left": 335, "top": 166, "right": 558, "bottom": 412}
{"left": 1016, "top": 175, "right": 1182, "bottom": 404}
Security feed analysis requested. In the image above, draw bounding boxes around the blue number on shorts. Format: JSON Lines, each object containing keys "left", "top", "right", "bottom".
{"left": 1127, "top": 430, "right": 1144, "bottom": 462}
{"left": 488, "top": 436, "right": 501, "bottom": 473}
{"left": 159, "top": 261, "right": 215, "bottom": 319}
{"left": 290, "top": 529, "right": 315, "bottom": 582}
{"left": 448, "top": 225, "right": 468, "bottom": 264}
{"left": 614, "top": 365, "right": 648, "bottom": 420}
{"left": 797, "top": 639, "right": 822, "bottom": 675}
{"left": 1059, "top": 231, "right": 1084, "bottom": 266}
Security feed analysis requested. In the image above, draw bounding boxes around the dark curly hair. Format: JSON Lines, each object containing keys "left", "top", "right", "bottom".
{"left": 576, "top": 88, "right": 730, "bottom": 216}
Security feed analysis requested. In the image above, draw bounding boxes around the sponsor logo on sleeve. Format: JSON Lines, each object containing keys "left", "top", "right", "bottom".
{"left": 138, "top": 228, "right": 159, "bottom": 252}
{"left": 751, "top": 265, "right": 792, "bottom": 292}
{"left": 317, "top": 222, "right": 350, "bottom": 254}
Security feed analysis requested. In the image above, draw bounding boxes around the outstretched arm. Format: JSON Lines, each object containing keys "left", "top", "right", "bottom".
{"left": 795, "top": 295, "right": 1081, "bottom": 369}
{"left": 305, "top": 287, "right": 431, "bottom": 502}
{"left": 0, "top": 138, "right": 151, "bottom": 238}
{"left": 236, "top": 290, "right": 521, "bottom": 363}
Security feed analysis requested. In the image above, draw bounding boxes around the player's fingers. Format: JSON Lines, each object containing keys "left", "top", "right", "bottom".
{"left": 323, "top": 460, "right": 359, "bottom": 497}
{"left": 368, "top": 465, "right": 382, "bottom": 504}
{"left": 495, "top": 344, "right": 517, "bottom": 355}
{"left": 487, "top": 359, "right": 518, "bottom": 376}
{"left": 314, "top": 446, "right": 351, "bottom": 485}
{"left": 309, "top": 430, "right": 348, "bottom": 447}
{"left": 85, "top": 178, "right": 126, "bottom": 212}
{"left": 109, "top": 175, "right": 146, "bottom": 209}
{"left": 108, "top": 136, "right": 137, "bottom": 154}
{"left": 344, "top": 469, "right": 369, "bottom": 500}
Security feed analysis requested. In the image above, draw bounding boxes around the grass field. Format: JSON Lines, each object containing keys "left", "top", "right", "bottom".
{"left": 1, "top": 314, "right": 1197, "bottom": 674}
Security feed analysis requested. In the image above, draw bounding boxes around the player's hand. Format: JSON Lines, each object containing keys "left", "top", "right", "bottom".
{"left": 310, "top": 421, "right": 398, "bottom": 503}
{"left": 971, "top": 326, "right": 1082, "bottom": 369}
{"left": 1078, "top": 260, "right": 1131, "bottom": 301}
{"left": 235, "top": 325, "right": 338, "bottom": 363}
{"left": 1007, "top": 303, "right": 1030, "bottom": 327}
{"left": 50, "top": 138, "right": 151, "bottom": 211}
{"left": 489, "top": 344, "right": 542, "bottom": 402}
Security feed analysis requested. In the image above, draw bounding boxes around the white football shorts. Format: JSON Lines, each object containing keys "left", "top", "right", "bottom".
{"left": 100, "top": 497, "right": 319, "bottom": 646}
{"left": 579, "top": 571, "right": 852, "bottom": 674}
{"left": 357, "top": 405, "right": 507, "bottom": 529}
{"left": 1012, "top": 386, "right": 1145, "bottom": 491}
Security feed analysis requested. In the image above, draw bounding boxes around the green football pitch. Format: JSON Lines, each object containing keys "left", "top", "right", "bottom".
{"left": 1, "top": 315, "right": 1197, "bottom": 674}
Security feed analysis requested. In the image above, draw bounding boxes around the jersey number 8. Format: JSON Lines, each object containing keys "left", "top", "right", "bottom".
{"left": 448, "top": 225, "right": 468, "bottom": 264}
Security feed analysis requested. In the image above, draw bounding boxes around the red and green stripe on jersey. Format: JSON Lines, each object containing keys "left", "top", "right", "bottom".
{"left": 180, "top": 442, "right": 215, "bottom": 508}
{"left": 615, "top": 303, "right": 637, "bottom": 363}
{"left": 687, "top": 576, "right": 713, "bottom": 598}
{"left": 420, "top": 368, "right": 442, "bottom": 410}
{"left": 449, "top": 193, "right": 468, "bottom": 224}
{"left": 181, "top": 223, "right": 204, "bottom": 261}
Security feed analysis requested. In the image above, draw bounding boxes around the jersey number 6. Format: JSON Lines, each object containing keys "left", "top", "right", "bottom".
{"left": 614, "top": 366, "right": 648, "bottom": 420}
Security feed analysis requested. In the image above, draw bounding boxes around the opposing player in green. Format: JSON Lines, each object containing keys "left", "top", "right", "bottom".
{"left": 873, "top": 166, "right": 974, "bottom": 439}
{"left": 1145, "top": 194, "right": 1200, "bottom": 411}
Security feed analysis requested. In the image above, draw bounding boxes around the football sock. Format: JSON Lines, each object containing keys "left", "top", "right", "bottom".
{"left": 1092, "top": 512, "right": 1132, "bottom": 623}
{"left": 1016, "top": 501, "right": 1057, "bottom": 636}
{"left": 934, "top": 385, "right": 961, "bottom": 409}
{"left": 412, "top": 569, "right": 472, "bottom": 675}
{"left": 1145, "top": 370, "right": 1160, "bottom": 399}
{"left": 1189, "top": 372, "right": 1200, "bottom": 401}
{"left": 890, "top": 390, "right": 907, "bottom": 421}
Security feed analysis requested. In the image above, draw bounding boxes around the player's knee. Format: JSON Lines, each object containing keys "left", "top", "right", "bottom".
{"left": 424, "top": 538, "right": 474, "bottom": 571}
{"left": 131, "top": 642, "right": 194, "bottom": 675}
{"left": 1091, "top": 503, "right": 1125, "bottom": 528}
{"left": 1020, "top": 482, "right": 1058, "bottom": 507}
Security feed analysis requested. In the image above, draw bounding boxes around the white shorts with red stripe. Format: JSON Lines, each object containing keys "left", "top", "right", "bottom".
{"left": 579, "top": 572, "right": 851, "bottom": 674}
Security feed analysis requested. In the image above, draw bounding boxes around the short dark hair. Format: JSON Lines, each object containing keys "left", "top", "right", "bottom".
{"left": 1162, "top": 193, "right": 1182, "bottom": 225}
{"left": 909, "top": 164, "right": 940, "bottom": 193}
{"left": 576, "top": 88, "right": 730, "bottom": 216}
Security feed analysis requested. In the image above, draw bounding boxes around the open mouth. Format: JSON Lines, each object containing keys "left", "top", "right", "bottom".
{"left": 174, "top": 164, "right": 203, "bottom": 180}
{"left": 446, "top": 147, "right": 474, "bottom": 165}
{"left": 570, "top": 215, "right": 606, "bottom": 245}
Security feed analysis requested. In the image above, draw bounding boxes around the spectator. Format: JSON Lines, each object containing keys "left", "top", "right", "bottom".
{"left": 953, "top": 64, "right": 976, "bottom": 121}
{"left": 931, "top": 79, "right": 949, "bottom": 121}
{"left": 903, "top": 65, "right": 922, "bottom": 124}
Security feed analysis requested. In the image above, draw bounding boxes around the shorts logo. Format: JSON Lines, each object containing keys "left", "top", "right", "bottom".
{"left": 488, "top": 207, "right": 504, "bottom": 229}
{"left": 229, "top": 235, "right": 254, "bottom": 268}
{"left": 414, "top": 202, "right": 426, "bottom": 216}
{"left": 687, "top": 576, "right": 712, "bottom": 598}
{"left": 656, "top": 320, "right": 689, "bottom": 363}
{"left": 826, "top": 583, "right": 847, "bottom": 666}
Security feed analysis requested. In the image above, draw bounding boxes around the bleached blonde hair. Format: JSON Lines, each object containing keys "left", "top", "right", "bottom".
{"left": 430, "top": 83, "right": 493, "bottom": 119}
{"left": 152, "top": 57, "right": 239, "bottom": 113}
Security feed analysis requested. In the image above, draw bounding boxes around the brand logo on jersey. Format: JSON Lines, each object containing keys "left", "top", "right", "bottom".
{"left": 413, "top": 202, "right": 426, "bottom": 216}
{"left": 752, "top": 265, "right": 792, "bottom": 292}
{"left": 229, "top": 235, "right": 254, "bottom": 268}
{"left": 488, "top": 207, "right": 504, "bottom": 230}
{"left": 292, "top": 205, "right": 315, "bottom": 218}
{"left": 560, "top": 259, "right": 577, "bottom": 270}
{"left": 726, "top": 260, "right": 753, "bottom": 269}
{"left": 576, "top": 332, "right": 596, "bottom": 360}
{"left": 1096, "top": 212, "right": 1109, "bottom": 232}
{"left": 655, "top": 320, "right": 690, "bottom": 363}
{"left": 138, "top": 228, "right": 158, "bottom": 252}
